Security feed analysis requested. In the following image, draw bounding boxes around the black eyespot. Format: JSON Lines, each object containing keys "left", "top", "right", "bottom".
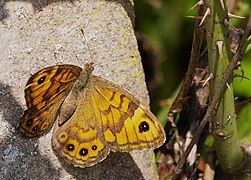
{"left": 37, "top": 76, "right": 46, "bottom": 84}
{"left": 139, "top": 121, "right": 150, "bottom": 133}
{"left": 79, "top": 148, "right": 88, "bottom": 156}
{"left": 25, "top": 119, "right": 33, "bottom": 127}
{"left": 32, "top": 125, "right": 38, "bottom": 132}
{"left": 61, "top": 134, "right": 65, "bottom": 138}
{"left": 92, "top": 145, "right": 97, "bottom": 150}
{"left": 67, "top": 144, "right": 75, "bottom": 151}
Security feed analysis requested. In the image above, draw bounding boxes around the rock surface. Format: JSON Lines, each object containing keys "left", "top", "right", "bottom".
{"left": 0, "top": 0, "right": 159, "bottom": 179}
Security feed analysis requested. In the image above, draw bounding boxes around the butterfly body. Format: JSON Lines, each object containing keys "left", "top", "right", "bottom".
{"left": 19, "top": 63, "right": 166, "bottom": 168}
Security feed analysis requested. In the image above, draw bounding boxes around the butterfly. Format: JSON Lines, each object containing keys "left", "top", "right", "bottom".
{"left": 19, "top": 63, "right": 166, "bottom": 168}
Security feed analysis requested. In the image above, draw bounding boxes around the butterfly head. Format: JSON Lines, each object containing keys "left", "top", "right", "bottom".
{"left": 84, "top": 62, "right": 94, "bottom": 74}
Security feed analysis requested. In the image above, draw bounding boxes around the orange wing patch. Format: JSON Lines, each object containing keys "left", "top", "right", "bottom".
{"left": 25, "top": 65, "right": 82, "bottom": 113}
{"left": 91, "top": 76, "right": 166, "bottom": 151}
{"left": 19, "top": 65, "right": 82, "bottom": 137}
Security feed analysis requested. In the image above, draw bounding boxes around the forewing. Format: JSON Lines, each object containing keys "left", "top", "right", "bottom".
{"left": 19, "top": 65, "right": 82, "bottom": 137}
{"left": 25, "top": 65, "right": 82, "bottom": 113}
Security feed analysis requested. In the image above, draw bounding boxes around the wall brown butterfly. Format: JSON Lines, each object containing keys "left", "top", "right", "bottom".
{"left": 19, "top": 63, "right": 166, "bottom": 167}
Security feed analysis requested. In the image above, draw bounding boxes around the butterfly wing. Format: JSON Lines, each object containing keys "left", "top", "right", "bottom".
{"left": 91, "top": 76, "right": 166, "bottom": 151}
{"left": 52, "top": 79, "right": 110, "bottom": 168}
{"left": 19, "top": 65, "right": 82, "bottom": 137}
{"left": 24, "top": 65, "right": 82, "bottom": 113}
{"left": 52, "top": 63, "right": 165, "bottom": 168}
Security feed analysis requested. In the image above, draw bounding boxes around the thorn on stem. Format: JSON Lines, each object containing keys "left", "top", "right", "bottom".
{"left": 226, "top": 114, "right": 232, "bottom": 124}
{"left": 228, "top": 13, "right": 245, "bottom": 19}
{"left": 226, "top": 83, "right": 232, "bottom": 93}
{"left": 185, "top": 15, "right": 203, "bottom": 20}
{"left": 216, "top": 40, "right": 224, "bottom": 58}
{"left": 202, "top": 72, "right": 214, "bottom": 87}
{"left": 187, "top": 0, "right": 204, "bottom": 13}
{"left": 220, "top": 0, "right": 225, "bottom": 11}
{"left": 199, "top": 7, "right": 210, "bottom": 26}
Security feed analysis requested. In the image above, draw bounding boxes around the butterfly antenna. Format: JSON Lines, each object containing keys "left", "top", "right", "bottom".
{"left": 80, "top": 28, "right": 95, "bottom": 65}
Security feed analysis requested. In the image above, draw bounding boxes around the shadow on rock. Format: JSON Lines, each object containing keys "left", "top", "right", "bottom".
{"left": 0, "top": 83, "right": 60, "bottom": 179}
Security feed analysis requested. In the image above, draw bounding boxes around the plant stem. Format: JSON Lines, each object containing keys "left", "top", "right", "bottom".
{"left": 205, "top": 0, "right": 243, "bottom": 172}
{"left": 172, "top": 1, "right": 251, "bottom": 179}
